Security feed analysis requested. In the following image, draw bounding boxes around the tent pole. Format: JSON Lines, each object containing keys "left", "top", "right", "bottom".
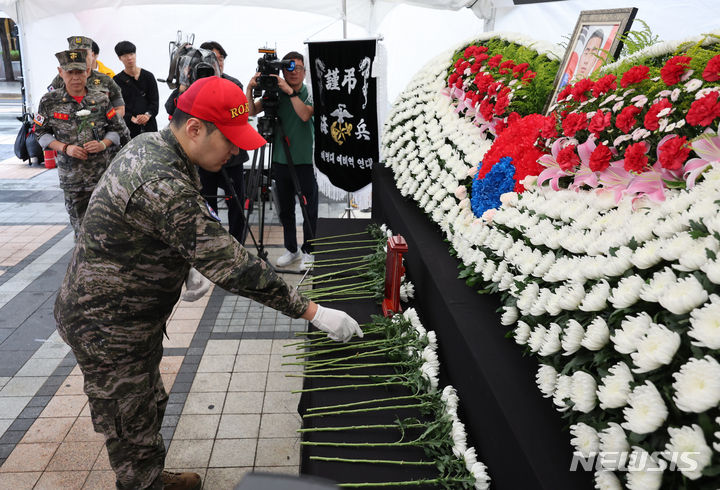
{"left": 342, "top": 0, "right": 347, "bottom": 39}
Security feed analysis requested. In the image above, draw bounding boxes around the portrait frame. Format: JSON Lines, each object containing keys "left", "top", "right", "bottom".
{"left": 545, "top": 7, "right": 638, "bottom": 114}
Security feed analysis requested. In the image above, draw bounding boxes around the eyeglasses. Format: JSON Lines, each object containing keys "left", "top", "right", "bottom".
{"left": 286, "top": 65, "right": 305, "bottom": 73}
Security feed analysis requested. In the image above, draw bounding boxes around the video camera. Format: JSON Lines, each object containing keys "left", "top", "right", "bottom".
{"left": 253, "top": 47, "right": 296, "bottom": 98}
{"left": 158, "top": 31, "right": 220, "bottom": 89}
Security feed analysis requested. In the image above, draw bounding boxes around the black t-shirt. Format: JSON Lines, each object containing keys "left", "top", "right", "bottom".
{"left": 114, "top": 68, "right": 159, "bottom": 138}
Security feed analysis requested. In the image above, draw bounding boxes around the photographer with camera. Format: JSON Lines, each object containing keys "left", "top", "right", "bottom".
{"left": 247, "top": 50, "right": 318, "bottom": 270}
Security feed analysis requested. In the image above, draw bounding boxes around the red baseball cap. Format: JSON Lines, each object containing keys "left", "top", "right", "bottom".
{"left": 177, "top": 76, "right": 266, "bottom": 151}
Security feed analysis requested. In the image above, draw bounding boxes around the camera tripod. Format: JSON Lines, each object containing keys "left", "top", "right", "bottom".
{"left": 241, "top": 115, "right": 315, "bottom": 274}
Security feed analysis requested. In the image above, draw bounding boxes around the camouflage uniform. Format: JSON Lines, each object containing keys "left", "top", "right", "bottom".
{"left": 54, "top": 127, "right": 309, "bottom": 489}
{"left": 35, "top": 87, "right": 126, "bottom": 235}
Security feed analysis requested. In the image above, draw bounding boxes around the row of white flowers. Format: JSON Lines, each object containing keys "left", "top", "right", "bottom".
{"left": 382, "top": 33, "right": 720, "bottom": 489}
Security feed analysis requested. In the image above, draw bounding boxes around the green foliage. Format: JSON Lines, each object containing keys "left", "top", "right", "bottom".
{"left": 618, "top": 19, "right": 662, "bottom": 58}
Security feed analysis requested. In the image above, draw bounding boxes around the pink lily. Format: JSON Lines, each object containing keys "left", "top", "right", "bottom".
{"left": 625, "top": 162, "right": 667, "bottom": 203}
{"left": 597, "top": 161, "right": 633, "bottom": 203}
{"left": 537, "top": 137, "right": 572, "bottom": 190}
{"left": 684, "top": 127, "right": 720, "bottom": 188}
{"left": 569, "top": 138, "right": 600, "bottom": 190}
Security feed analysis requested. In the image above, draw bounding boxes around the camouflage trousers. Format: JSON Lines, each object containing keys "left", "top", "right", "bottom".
{"left": 84, "top": 359, "right": 168, "bottom": 489}
{"left": 62, "top": 189, "right": 93, "bottom": 237}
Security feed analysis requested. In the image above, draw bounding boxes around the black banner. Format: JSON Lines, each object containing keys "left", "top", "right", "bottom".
{"left": 308, "top": 39, "right": 378, "bottom": 192}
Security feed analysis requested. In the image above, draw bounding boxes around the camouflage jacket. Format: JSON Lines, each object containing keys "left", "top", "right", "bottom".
{"left": 50, "top": 70, "right": 125, "bottom": 108}
{"left": 54, "top": 128, "right": 309, "bottom": 397}
{"left": 35, "top": 87, "right": 127, "bottom": 191}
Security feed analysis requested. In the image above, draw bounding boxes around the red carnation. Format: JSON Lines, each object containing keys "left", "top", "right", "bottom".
{"left": 623, "top": 141, "right": 649, "bottom": 173}
{"left": 494, "top": 89, "right": 511, "bottom": 115}
{"left": 463, "top": 46, "right": 475, "bottom": 59}
{"left": 499, "top": 59, "right": 515, "bottom": 74}
{"left": 643, "top": 99, "right": 672, "bottom": 131}
{"left": 686, "top": 92, "right": 720, "bottom": 126}
{"left": 487, "top": 54, "right": 503, "bottom": 68}
{"left": 487, "top": 81, "right": 502, "bottom": 96}
{"left": 476, "top": 53, "right": 489, "bottom": 64}
{"left": 448, "top": 73, "right": 460, "bottom": 87}
{"left": 702, "top": 54, "right": 720, "bottom": 82}
{"left": 561, "top": 112, "right": 588, "bottom": 137}
{"left": 540, "top": 114, "right": 557, "bottom": 139}
{"left": 571, "top": 78, "right": 595, "bottom": 102}
{"left": 557, "top": 84, "right": 573, "bottom": 102}
{"left": 588, "top": 110, "right": 611, "bottom": 137}
{"left": 620, "top": 65, "right": 650, "bottom": 88}
{"left": 589, "top": 143, "right": 612, "bottom": 172}
{"left": 660, "top": 56, "right": 692, "bottom": 86}
{"left": 616, "top": 105, "right": 641, "bottom": 133}
{"left": 471, "top": 91, "right": 482, "bottom": 106}
{"left": 459, "top": 60, "right": 470, "bottom": 72}
{"left": 557, "top": 145, "right": 580, "bottom": 171}
{"left": 592, "top": 74, "right": 617, "bottom": 97}
{"left": 479, "top": 98, "right": 495, "bottom": 121}
{"left": 454, "top": 58, "right": 464, "bottom": 69}
{"left": 521, "top": 70, "right": 536, "bottom": 84}
{"left": 476, "top": 46, "right": 488, "bottom": 54}
{"left": 455, "top": 78, "right": 464, "bottom": 89}
{"left": 658, "top": 136, "right": 691, "bottom": 170}
{"left": 470, "top": 62, "right": 483, "bottom": 74}
{"left": 474, "top": 73, "right": 493, "bottom": 94}
{"left": 513, "top": 62, "right": 529, "bottom": 77}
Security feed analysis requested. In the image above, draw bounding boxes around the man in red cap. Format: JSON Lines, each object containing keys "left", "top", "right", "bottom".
{"left": 54, "top": 76, "right": 362, "bottom": 490}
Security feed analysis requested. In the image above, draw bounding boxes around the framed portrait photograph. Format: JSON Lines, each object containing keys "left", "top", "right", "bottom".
{"left": 545, "top": 7, "right": 638, "bottom": 113}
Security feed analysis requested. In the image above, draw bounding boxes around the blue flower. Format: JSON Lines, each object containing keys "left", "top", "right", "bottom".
{"left": 471, "top": 156, "right": 516, "bottom": 217}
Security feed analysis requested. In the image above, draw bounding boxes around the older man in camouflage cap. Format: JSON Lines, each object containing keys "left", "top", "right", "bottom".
{"left": 49, "top": 36, "right": 126, "bottom": 119}
{"left": 54, "top": 76, "right": 363, "bottom": 490}
{"left": 35, "top": 49, "right": 126, "bottom": 236}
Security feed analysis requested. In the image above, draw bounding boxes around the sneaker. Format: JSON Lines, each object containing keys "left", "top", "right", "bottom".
{"left": 161, "top": 470, "right": 201, "bottom": 490}
{"left": 277, "top": 249, "right": 302, "bottom": 267}
{"left": 300, "top": 253, "right": 315, "bottom": 271}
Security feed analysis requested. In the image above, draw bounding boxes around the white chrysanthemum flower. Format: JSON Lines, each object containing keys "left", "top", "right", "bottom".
{"left": 630, "top": 323, "right": 681, "bottom": 373}
{"left": 536, "top": 364, "right": 557, "bottom": 398}
{"left": 500, "top": 305, "right": 519, "bottom": 326}
{"left": 441, "top": 385, "right": 459, "bottom": 415}
{"left": 625, "top": 447, "right": 664, "bottom": 490}
{"left": 514, "top": 320, "right": 531, "bottom": 345}
{"left": 622, "top": 381, "right": 668, "bottom": 434}
{"left": 688, "top": 294, "right": 720, "bottom": 348}
{"left": 639, "top": 267, "right": 677, "bottom": 303}
{"left": 470, "top": 460, "right": 491, "bottom": 490}
{"left": 527, "top": 324, "right": 548, "bottom": 353}
{"left": 553, "top": 374, "right": 572, "bottom": 412}
{"left": 581, "top": 317, "right": 610, "bottom": 351}
{"left": 714, "top": 416, "right": 720, "bottom": 453}
{"left": 571, "top": 371, "right": 598, "bottom": 413}
{"left": 594, "top": 470, "right": 622, "bottom": 490}
{"left": 570, "top": 422, "right": 599, "bottom": 456}
{"left": 463, "top": 446, "right": 477, "bottom": 468}
{"left": 664, "top": 424, "right": 712, "bottom": 480}
{"left": 399, "top": 281, "right": 415, "bottom": 302}
{"left": 672, "top": 356, "right": 720, "bottom": 413}
{"left": 597, "top": 362, "right": 634, "bottom": 409}
{"left": 539, "top": 323, "right": 562, "bottom": 356}
{"left": 701, "top": 258, "right": 720, "bottom": 284}
{"left": 658, "top": 275, "right": 709, "bottom": 315}
{"left": 561, "top": 319, "right": 585, "bottom": 355}
{"left": 579, "top": 280, "right": 610, "bottom": 312}
{"left": 559, "top": 282, "right": 586, "bottom": 310}
{"left": 611, "top": 313, "right": 652, "bottom": 354}
{"left": 608, "top": 275, "right": 645, "bottom": 309}
{"left": 450, "top": 419, "right": 468, "bottom": 458}
{"left": 599, "top": 423, "right": 630, "bottom": 455}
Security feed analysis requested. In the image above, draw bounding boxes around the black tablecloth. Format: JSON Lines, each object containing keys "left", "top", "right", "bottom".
{"left": 299, "top": 218, "right": 439, "bottom": 489}
{"left": 370, "top": 163, "right": 591, "bottom": 490}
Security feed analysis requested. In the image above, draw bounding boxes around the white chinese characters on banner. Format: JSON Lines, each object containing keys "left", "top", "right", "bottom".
{"left": 320, "top": 150, "right": 374, "bottom": 169}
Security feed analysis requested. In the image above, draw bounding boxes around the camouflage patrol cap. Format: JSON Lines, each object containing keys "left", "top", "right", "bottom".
{"left": 67, "top": 36, "right": 93, "bottom": 50}
{"left": 56, "top": 49, "right": 88, "bottom": 71}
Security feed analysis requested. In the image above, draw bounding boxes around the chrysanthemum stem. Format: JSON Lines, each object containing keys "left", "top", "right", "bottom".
{"left": 306, "top": 393, "right": 429, "bottom": 412}
{"left": 298, "top": 423, "right": 425, "bottom": 433}
{"left": 307, "top": 231, "right": 368, "bottom": 242}
{"left": 303, "top": 295, "right": 378, "bottom": 303}
{"left": 302, "top": 361, "right": 412, "bottom": 373}
{"left": 301, "top": 264, "right": 369, "bottom": 281}
{"left": 285, "top": 346, "right": 398, "bottom": 367}
{"left": 313, "top": 245, "right": 377, "bottom": 255}
{"left": 303, "top": 402, "right": 432, "bottom": 418}
{"left": 284, "top": 339, "right": 390, "bottom": 358}
{"left": 310, "top": 456, "right": 435, "bottom": 466}
{"left": 338, "top": 478, "right": 467, "bottom": 487}
{"left": 300, "top": 273, "right": 370, "bottom": 287}
{"left": 291, "top": 381, "right": 406, "bottom": 394}
{"left": 300, "top": 438, "right": 427, "bottom": 447}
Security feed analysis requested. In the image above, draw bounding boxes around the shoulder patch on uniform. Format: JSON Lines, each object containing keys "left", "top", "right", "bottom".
{"left": 205, "top": 201, "right": 221, "bottom": 222}
{"left": 33, "top": 114, "right": 45, "bottom": 126}
{"left": 47, "top": 85, "right": 55, "bottom": 92}
{"left": 106, "top": 108, "right": 116, "bottom": 120}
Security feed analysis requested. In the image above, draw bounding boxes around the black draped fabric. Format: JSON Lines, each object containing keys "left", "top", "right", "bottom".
{"left": 369, "top": 163, "right": 593, "bottom": 489}
{"left": 307, "top": 40, "right": 378, "bottom": 192}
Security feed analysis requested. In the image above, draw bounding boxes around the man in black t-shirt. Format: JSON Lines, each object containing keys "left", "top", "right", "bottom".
{"left": 113, "top": 41, "right": 159, "bottom": 139}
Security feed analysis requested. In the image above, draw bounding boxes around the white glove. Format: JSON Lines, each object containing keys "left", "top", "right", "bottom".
{"left": 181, "top": 268, "right": 212, "bottom": 302}
{"left": 311, "top": 305, "right": 364, "bottom": 343}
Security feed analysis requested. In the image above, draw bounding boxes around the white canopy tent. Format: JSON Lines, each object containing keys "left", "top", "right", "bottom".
{"left": 0, "top": 0, "right": 715, "bottom": 115}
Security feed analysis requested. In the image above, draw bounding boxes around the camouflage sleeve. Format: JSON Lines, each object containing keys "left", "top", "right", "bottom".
{"left": 105, "top": 101, "right": 128, "bottom": 147}
{"left": 49, "top": 74, "right": 63, "bottom": 91}
{"left": 34, "top": 95, "right": 54, "bottom": 147}
{"left": 107, "top": 77, "right": 125, "bottom": 108}
{"left": 127, "top": 179, "right": 310, "bottom": 318}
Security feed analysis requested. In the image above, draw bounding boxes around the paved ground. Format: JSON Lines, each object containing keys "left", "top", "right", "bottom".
{"left": 0, "top": 88, "right": 368, "bottom": 489}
